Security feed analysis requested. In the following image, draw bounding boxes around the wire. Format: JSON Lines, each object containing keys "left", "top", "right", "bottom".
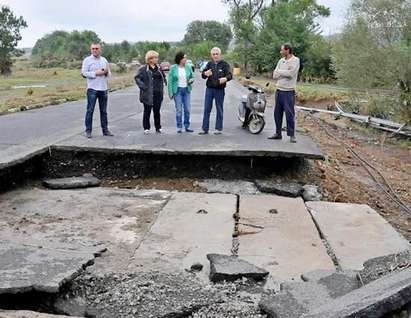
{"left": 304, "top": 113, "right": 411, "bottom": 215}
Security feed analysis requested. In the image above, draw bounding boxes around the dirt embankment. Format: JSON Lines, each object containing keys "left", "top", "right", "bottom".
{"left": 298, "top": 113, "right": 411, "bottom": 241}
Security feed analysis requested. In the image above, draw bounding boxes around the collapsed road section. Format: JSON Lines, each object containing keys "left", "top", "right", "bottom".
{"left": 0, "top": 183, "right": 410, "bottom": 317}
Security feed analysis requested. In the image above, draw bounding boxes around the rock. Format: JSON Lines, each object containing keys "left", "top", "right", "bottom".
{"left": 207, "top": 254, "right": 269, "bottom": 282}
{"left": 43, "top": 175, "right": 101, "bottom": 189}
{"left": 0, "top": 241, "right": 105, "bottom": 294}
{"left": 304, "top": 268, "right": 411, "bottom": 318}
{"left": 260, "top": 268, "right": 411, "bottom": 318}
{"left": 302, "top": 185, "right": 322, "bottom": 201}
{"left": 0, "top": 311, "right": 81, "bottom": 318}
{"left": 260, "top": 270, "right": 360, "bottom": 318}
{"left": 301, "top": 269, "right": 337, "bottom": 282}
{"left": 197, "top": 179, "right": 259, "bottom": 194}
{"left": 359, "top": 249, "right": 411, "bottom": 285}
{"left": 190, "top": 263, "right": 204, "bottom": 272}
{"left": 255, "top": 180, "right": 303, "bottom": 197}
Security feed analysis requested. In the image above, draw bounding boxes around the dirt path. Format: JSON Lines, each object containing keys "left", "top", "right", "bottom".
{"left": 298, "top": 113, "right": 411, "bottom": 241}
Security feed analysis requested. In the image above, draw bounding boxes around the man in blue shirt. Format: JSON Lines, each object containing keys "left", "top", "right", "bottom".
{"left": 81, "top": 43, "right": 113, "bottom": 138}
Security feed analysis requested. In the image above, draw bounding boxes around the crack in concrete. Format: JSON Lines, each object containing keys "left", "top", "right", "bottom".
{"left": 307, "top": 206, "right": 342, "bottom": 271}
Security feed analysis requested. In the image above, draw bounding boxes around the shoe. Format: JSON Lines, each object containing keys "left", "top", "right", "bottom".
{"left": 268, "top": 134, "right": 282, "bottom": 140}
{"left": 85, "top": 132, "right": 92, "bottom": 139}
{"left": 156, "top": 129, "right": 163, "bottom": 134}
{"left": 144, "top": 130, "right": 150, "bottom": 135}
{"left": 214, "top": 130, "right": 222, "bottom": 135}
{"left": 198, "top": 130, "right": 208, "bottom": 135}
{"left": 177, "top": 129, "right": 182, "bottom": 134}
{"left": 290, "top": 136, "right": 297, "bottom": 143}
{"left": 185, "top": 128, "right": 194, "bottom": 133}
{"left": 103, "top": 131, "right": 114, "bottom": 136}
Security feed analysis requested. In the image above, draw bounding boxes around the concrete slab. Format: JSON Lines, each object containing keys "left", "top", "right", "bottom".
{"left": 306, "top": 201, "right": 411, "bottom": 270}
{"left": 0, "top": 240, "right": 104, "bottom": 294}
{"left": 238, "top": 194, "right": 335, "bottom": 281}
{"left": 131, "top": 192, "right": 236, "bottom": 279}
{"left": 0, "top": 187, "right": 170, "bottom": 275}
{"left": 0, "top": 311, "right": 81, "bottom": 318}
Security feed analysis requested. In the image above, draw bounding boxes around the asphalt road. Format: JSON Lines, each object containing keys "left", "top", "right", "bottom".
{"left": 0, "top": 72, "right": 322, "bottom": 167}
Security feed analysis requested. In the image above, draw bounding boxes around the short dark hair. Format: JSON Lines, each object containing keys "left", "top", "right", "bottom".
{"left": 175, "top": 51, "right": 186, "bottom": 65}
{"left": 282, "top": 43, "right": 293, "bottom": 54}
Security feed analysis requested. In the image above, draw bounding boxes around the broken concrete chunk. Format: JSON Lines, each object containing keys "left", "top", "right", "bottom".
{"left": 197, "top": 179, "right": 259, "bottom": 194}
{"left": 254, "top": 180, "right": 303, "bottom": 197}
{"left": 43, "top": 175, "right": 100, "bottom": 189}
{"left": 260, "top": 267, "right": 411, "bottom": 318}
{"left": 304, "top": 268, "right": 411, "bottom": 318}
{"left": 301, "top": 269, "right": 337, "bottom": 282}
{"left": 359, "top": 249, "right": 411, "bottom": 285}
{"left": 0, "top": 241, "right": 105, "bottom": 294}
{"left": 302, "top": 185, "right": 322, "bottom": 201}
{"left": 207, "top": 254, "right": 269, "bottom": 282}
{"left": 0, "top": 311, "right": 82, "bottom": 318}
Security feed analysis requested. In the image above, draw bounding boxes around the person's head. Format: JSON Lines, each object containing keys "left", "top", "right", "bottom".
{"left": 280, "top": 43, "right": 293, "bottom": 58}
{"left": 210, "top": 47, "right": 222, "bottom": 63}
{"left": 145, "top": 50, "right": 159, "bottom": 65}
{"left": 175, "top": 51, "right": 187, "bottom": 66}
{"left": 90, "top": 43, "right": 102, "bottom": 58}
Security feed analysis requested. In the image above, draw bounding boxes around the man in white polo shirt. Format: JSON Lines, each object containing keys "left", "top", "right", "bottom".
{"left": 269, "top": 43, "right": 300, "bottom": 143}
{"left": 81, "top": 42, "right": 113, "bottom": 138}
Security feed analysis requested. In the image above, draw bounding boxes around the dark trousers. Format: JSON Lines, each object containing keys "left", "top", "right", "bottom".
{"left": 143, "top": 94, "right": 162, "bottom": 130}
{"left": 274, "top": 90, "right": 295, "bottom": 137}
{"left": 202, "top": 87, "right": 225, "bottom": 132}
{"left": 85, "top": 89, "right": 108, "bottom": 133}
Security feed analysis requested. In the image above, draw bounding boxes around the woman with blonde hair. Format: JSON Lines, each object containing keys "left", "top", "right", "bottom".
{"left": 135, "top": 50, "right": 167, "bottom": 134}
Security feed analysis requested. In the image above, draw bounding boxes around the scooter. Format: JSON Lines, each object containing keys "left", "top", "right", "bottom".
{"left": 238, "top": 84, "right": 267, "bottom": 134}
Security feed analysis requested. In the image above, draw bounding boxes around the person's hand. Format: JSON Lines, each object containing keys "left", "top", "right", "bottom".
{"left": 219, "top": 77, "right": 227, "bottom": 84}
{"left": 204, "top": 69, "right": 213, "bottom": 77}
{"left": 95, "top": 70, "right": 105, "bottom": 76}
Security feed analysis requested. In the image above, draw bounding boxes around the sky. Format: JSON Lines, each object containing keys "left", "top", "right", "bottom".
{"left": 1, "top": 0, "right": 350, "bottom": 48}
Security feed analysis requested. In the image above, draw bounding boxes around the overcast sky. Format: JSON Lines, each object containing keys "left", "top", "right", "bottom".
{"left": 1, "top": 0, "right": 350, "bottom": 48}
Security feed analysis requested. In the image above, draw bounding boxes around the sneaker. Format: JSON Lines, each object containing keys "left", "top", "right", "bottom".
{"left": 214, "top": 130, "right": 223, "bottom": 135}
{"left": 198, "top": 130, "right": 208, "bottom": 135}
{"left": 268, "top": 134, "right": 282, "bottom": 140}
{"left": 156, "top": 129, "right": 163, "bottom": 134}
{"left": 144, "top": 130, "right": 150, "bottom": 135}
{"left": 177, "top": 129, "right": 182, "bottom": 134}
{"left": 290, "top": 136, "right": 297, "bottom": 143}
{"left": 85, "top": 132, "right": 92, "bottom": 139}
{"left": 103, "top": 131, "right": 114, "bottom": 136}
{"left": 185, "top": 128, "right": 194, "bottom": 133}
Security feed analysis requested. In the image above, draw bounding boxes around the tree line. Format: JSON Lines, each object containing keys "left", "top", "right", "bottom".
{"left": 0, "top": 0, "right": 410, "bottom": 121}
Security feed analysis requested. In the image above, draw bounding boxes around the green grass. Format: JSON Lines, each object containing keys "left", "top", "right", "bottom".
{"left": 239, "top": 76, "right": 350, "bottom": 105}
{"left": 0, "top": 59, "right": 135, "bottom": 113}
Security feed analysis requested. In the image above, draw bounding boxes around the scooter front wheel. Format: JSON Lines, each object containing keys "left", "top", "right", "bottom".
{"left": 248, "top": 116, "right": 265, "bottom": 134}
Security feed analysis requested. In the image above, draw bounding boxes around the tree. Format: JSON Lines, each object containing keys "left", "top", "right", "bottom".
{"left": 32, "top": 30, "right": 101, "bottom": 67}
{"left": 0, "top": 6, "right": 27, "bottom": 75}
{"left": 183, "top": 20, "right": 233, "bottom": 50}
{"left": 332, "top": 0, "right": 411, "bottom": 121}
{"left": 223, "top": 0, "right": 266, "bottom": 70}
{"left": 223, "top": 0, "right": 330, "bottom": 77}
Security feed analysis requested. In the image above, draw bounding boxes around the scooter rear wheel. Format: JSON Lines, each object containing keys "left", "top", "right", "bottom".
{"left": 248, "top": 116, "right": 265, "bottom": 134}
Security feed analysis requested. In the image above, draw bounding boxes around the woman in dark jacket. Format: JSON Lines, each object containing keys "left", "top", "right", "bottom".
{"left": 135, "top": 50, "right": 167, "bottom": 134}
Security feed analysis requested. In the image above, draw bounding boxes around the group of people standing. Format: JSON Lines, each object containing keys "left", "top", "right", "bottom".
{"left": 134, "top": 46, "right": 232, "bottom": 135}
{"left": 81, "top": 42, "right": 299, "bottom": 143}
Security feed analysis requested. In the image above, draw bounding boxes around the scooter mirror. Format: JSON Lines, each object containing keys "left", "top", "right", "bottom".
{"left": 266, "top": 82, "right": 270, "bottom": 87}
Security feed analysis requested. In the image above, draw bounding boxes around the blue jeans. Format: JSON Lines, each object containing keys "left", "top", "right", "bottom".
{"left": 274, "top": 90, "right": 295, "bottom": 137}
{"left": 202, "top": 87, "right": 225, "bottom": 132}
{"left": 174, "top": 87, "right": 191, "bottom": 129}
{"left": 85, "top": 89, "right": 108, "bottom": 133}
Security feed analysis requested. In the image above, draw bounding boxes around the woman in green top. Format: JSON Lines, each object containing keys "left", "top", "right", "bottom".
{"left": 167, "top": 52, "right": 195, "bottom": 133}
